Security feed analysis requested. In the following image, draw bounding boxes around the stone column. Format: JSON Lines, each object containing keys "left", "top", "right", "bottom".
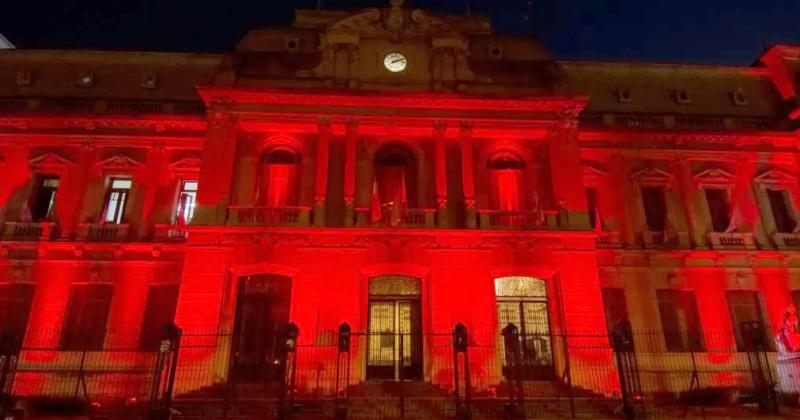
{"left": 344, "top": 119, "right": 358, "bottom": 226}
{"left": 195, "top": 109, "right": 238, "bottom": 225}
{"left": 433, "top": 121, "right": 448, "bottom": 228}
{"left": 137, "top": 144, "right": 168, "bottom": 240}
{"left": 459, "top": 122, "right": 477, "bottom": 228}
{"left": 548, "top": 112, "right": 589, "bottom": 230}
{"left": 314, "top": 118, "right": 332, "bottom": 227}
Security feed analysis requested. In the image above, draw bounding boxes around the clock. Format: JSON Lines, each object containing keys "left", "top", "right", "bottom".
{"left": 383, "top": 52, "right": 408, "bottom": 73}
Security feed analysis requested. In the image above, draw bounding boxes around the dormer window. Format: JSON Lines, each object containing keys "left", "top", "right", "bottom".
{"left": 78, "top": 73, "right": 94, "bottom": 87}
{"left": 617, "top": 88, "right": 632, "bottom": 103}
{"left": 675, "top": 89, "right": 691, "bottom": 104}
{"left": 732, "top": 88, "right": 748, "bottom": 106}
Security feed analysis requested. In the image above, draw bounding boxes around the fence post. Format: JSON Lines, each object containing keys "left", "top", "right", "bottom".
{"left": 398, "top": 332, "right": 405, "bottom": 418}
{"left": 147, "top": 322, "right": 183, "bottom": 420}
{"left": 335, "top": 322, "right": 351, "bottom": 420}
{"left": 611, "top": 320, "right": 642, "bottom": 420}
{"left": 0, "top": 331, "right": 21, "bottom": 418}
{"left": 742, "top": 321, "right": 779, "bottom": 415}
{"left": 453, "top": 323, "right": 471, "bottom": 420}
{"left": 502, "top": 323, "right": 525, "bottom": 419}
{"left": 278, "top": 322, "right": 299, "bottom": 420}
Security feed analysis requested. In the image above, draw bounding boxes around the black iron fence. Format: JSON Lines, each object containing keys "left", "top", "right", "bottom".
{"left": 1, "top": 322, "right": 797, "bottom": 419}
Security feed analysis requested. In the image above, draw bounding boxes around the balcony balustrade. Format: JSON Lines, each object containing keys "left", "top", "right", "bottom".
{"left": 597, "top": 231, "right": 621, "bottom": 248}
{"left": 354, "top": 207, "right": 436, "bottom": 228}
{"left": 773, "top": 233, "right": 800, "bottom": 250}
{"left": 707, "top": 232, "right": 756, "bottom": 250}
{"left": 642, "top": 230, "right": 688, "bottom": 248}
{"left": 2, "top": 221, "right": 56, "bottom": 241}
{"left": 477, "top": 209, "right": 546, "bottom": 230}
{"left": 227, "top": 206, "right": 311, "bottom": 227}
{"left": 77, "top": 223, "right": 130, "bottom": 242}
{"left": 153, "top": 224, "right": 189, "bottom": 242}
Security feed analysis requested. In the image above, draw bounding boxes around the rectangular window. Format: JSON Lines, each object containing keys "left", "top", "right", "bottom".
{"left": 61, "top": 284, "right": 114, "bottom": 350}
{"left": 641, "top": 186, "right": 667, "bottom": 231}
{"left": 29, "top": 176, "right": 59, "bottom": 222}
{"left": 601, "top": 288, "right": 629, "bottom": 345}
{"left": 0, "top": 283, "right": 36, "bottom": 340}
{"left": 103, "top": 178, "right": 132, "bottom": 224}
{"left": 767, "top": 189, "right": 796, "bottom": 233}
{"left": 704, "top": 188, "right": 730, "bottom": 232}
{"left": 139, "top": 284, "right": 180, "bottom": 350}
{"left": 657, "top": 290, "right": 704, "bottom": 352}
{"left": 586, "top": 188, "right": 599, "bottom": 230}
{"left": 727, "top": 290, "right": 768, "bottom": 351}
{"left": 176, "top": 180, "right": 198, "bottom": 224}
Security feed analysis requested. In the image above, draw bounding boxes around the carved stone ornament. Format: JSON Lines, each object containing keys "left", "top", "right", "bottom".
{"left": 754, "top": 168, "right": 798, "bottom": 188}
{"left": 368, "top": 274, "right": 421, "bottom": 296}
{"left": 494, "top": 276, "right": 547, "bottom": 298}
{"left": 630, "top": 167, "right": 674, "bottom": 186}
{"left": 168, "top": 155, "right": 203, "bottom": 172}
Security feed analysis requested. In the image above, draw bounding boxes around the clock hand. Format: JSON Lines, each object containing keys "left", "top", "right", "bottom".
{"left": 391, "top": 58, "right": 406, "bottom": 64}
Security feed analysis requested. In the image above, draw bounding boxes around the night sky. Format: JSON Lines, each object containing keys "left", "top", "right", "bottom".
{"left": 2, "top": 0, "right": 799, "bottom": 65}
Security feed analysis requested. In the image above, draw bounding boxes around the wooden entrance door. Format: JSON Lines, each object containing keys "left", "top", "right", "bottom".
{"left": 367, "top": 299, "right": 422, "bottom": 380}
{"left": 231, "top": 275, "right": 292, "bottom": 383}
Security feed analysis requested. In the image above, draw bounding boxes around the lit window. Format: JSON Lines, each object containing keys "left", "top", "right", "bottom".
{"left": 103, "top": 178, "right": 132, "bottom": 224}
{"left": 657, "top": 290, "right": 704, "bottom": 352}
{"left": 176, "top": 180, "right": 198, "bottom": 224}
{"left": 29, "top": 176, "right": 59, "bottom": 222}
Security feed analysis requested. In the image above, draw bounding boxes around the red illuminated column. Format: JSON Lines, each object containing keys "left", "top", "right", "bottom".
{"left": 231, "top": 134, "right": 260, "bottom": 208}
{"left": 672, "top": 157, "right": 704, "bottom": 247}
{"left": 105, "top": 264, "right": 150, "bottom": 349}
{"left": 755, "top": 268, "right": 791, "bottom": 331}
{"left": 433, "top": 121, "right": 448, "bottom": 227}
{"left": 57, "top": 144, "right": 97, "bottom": 239}
{"left": 24, "top": 262, "right": 77, "bottom": 348}
{"left": 459, "top": 122, "right": 477, "bottom": 228}
{"left": 314, "top": 118, "right": 331, "bottom": 227}
{"left": 195, "top": 109, "right": 238, "bottom": 225}
{"left": 344, "top": 119, "right": 358, "bottom": 225}
{"left": 548, "top": 112, "right": 589, "bottom": 229}
{"left": 687, "top": 268, "right": 735, "bottom": 351}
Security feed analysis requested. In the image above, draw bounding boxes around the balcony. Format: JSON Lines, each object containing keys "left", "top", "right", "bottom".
{"left": 477, "top": 210, "right": 545, "bottom": 230}
{"left": 642, "top": 231, "right": 689, "bottom": 248}
{"left": 354, "top": 207, "right": 436, "bottom": 228}
{"left": 707, "top": 232, "right": 756, "bottom": 250}
{"left": 773, "top": 233, "right": 800, "bottom": 250}
{"left": 227, "top": 206, "right": 311, "bottom": 227}
{"left": 2, "top": 222, "right": 56, "bottom": 241}
{"left": 153, "top": 224, "right": 189, "bottom": 242}
{"left": 77, "top": 223, "right": 130, "bottom": 242}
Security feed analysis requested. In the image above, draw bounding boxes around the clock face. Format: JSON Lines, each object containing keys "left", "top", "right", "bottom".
{"left": 383, "top": 52, "right": 408, "bottom": 73}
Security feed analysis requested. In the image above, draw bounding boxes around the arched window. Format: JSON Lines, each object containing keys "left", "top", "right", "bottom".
{"left": 257, "top": 148, "right": 301, "bottom": 207}
{"left": 371, "top": 145, "right": 417, "bottom": 224}
{"left": 487, "top": 152, "right": 525, "bottom": 212}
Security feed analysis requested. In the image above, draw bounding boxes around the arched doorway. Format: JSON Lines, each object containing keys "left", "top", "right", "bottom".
{"left": 495, "top": 276, "right": 554, "bottom": 380}
{"left": 487, "top": 152, "right": 526, "bottom": 212}
{"left": 256, "top": 148, "right": 301, "bottom": 207}
{"left": 230, "top": 274, "right": 292, "bottom": 383}
{"left": 371, "top": 144, "right": 418, "bottom": 226}
{"left": 367, "top": 275, "right": 423, "bottom": 380}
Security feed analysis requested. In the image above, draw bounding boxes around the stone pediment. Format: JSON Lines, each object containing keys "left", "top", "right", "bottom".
{"left": 326, "top": 1, "right": 461, "bottom": 40}
{"left": 95, "top": 154, "right": 145, "bottom": 172}
{"left": 582, "top": 164, "right": 608, "bottom": 185}
{"left": 29, "top": 152, "right": 74, "bottom": 171}
{"left": 630, "top": 167, "right": 673, "bottom": 185}
{"left": 693, "top": 168, "right": 735, "bottom": 187}
{"left": 169, "top": 155, "right": 203, "bottom": 171}
{"left": 754, "top": 168, "right": 798, "bottom": 187}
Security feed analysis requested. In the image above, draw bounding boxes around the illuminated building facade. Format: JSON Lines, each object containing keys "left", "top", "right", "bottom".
{"left": 2, "top": 0, "right": 800, "bottom": 408}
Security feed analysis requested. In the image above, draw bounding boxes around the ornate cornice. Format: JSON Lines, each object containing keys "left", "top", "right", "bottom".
{"left": 0, "top": 116, "right": 206, "bottom": 133}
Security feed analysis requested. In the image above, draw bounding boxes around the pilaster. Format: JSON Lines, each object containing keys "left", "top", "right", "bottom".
{"left": 433, "top": 121, "right": 448, "bottom": 228}
{"left": 195, "top": 109, "right": 238, "bottom": 225}
{"left": 314, "top": 118, "right": 332, "bottom": 227}
{"left": 547, "top": 112, "right": 589, "bottom": 230}
{"left": 459, "top": 122, "right": 477, "bottom": 229}
{"left": 344, "top": 119, "right": 359, "bottom": 226}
